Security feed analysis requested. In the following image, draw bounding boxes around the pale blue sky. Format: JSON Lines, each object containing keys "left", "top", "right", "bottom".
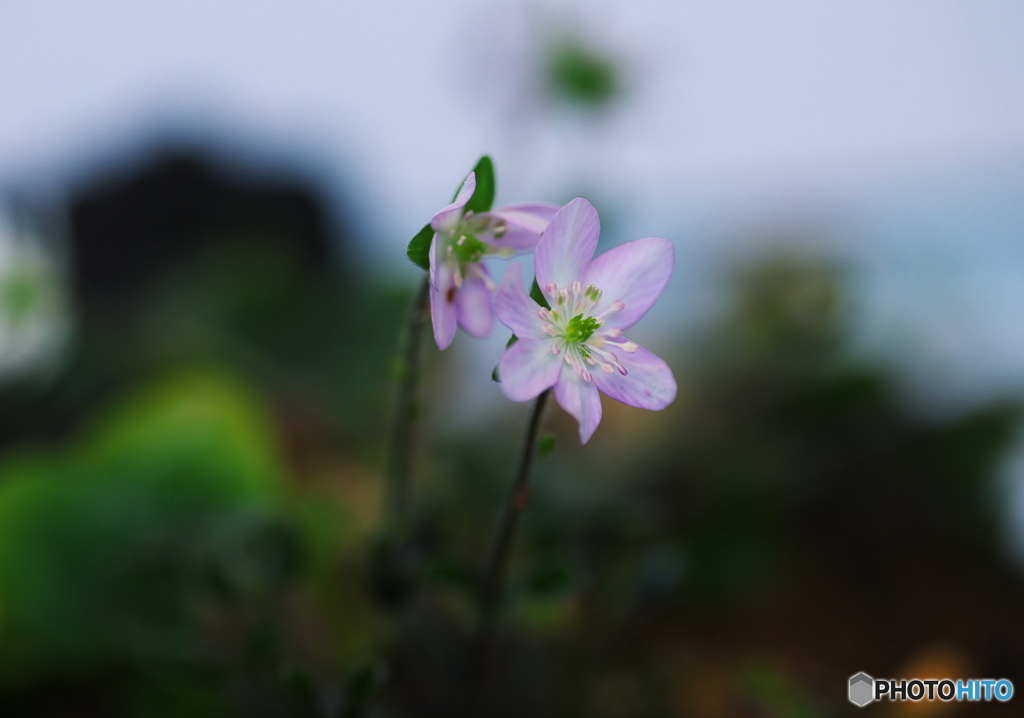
{"left": 1, "top": 0, "right": 1023, "bottom": 409}
{"left": 2, "top": 1, "right": 1023, "bottom": 233}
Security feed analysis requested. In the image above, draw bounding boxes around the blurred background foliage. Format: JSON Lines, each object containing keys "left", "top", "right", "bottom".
{"left": 1, "top": 7, "right": 1023, "bottom": 718}
{"left": 0, "top": 143, "right": 1020, "bottom": 718}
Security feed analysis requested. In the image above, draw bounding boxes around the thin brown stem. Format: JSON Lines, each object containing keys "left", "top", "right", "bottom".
{"left": 385, "top": 275, "right": 430, "bottom": 529}
{"left": 469, "top": 388, "right": 551, "bottom": 714}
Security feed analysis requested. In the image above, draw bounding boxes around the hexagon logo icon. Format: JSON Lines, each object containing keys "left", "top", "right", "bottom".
{"left": 849, "top": 672, "right": 874, "bottom": 707}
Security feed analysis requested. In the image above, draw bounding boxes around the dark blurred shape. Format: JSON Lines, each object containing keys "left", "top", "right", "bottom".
{"left": 69, "top": 148, "right": 338, "bottom": 328}
{"left": 0, "top": 144, "right": 407, "bottom": 452}
{"left": 0, "top": 140, "right": 410, "bottom": 716}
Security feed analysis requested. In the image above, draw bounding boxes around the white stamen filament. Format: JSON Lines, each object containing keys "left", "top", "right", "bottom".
{"left": 536, "top": 281, "right": 634, "bottom": 380}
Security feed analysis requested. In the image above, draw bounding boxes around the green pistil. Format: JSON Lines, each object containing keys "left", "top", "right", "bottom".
{"left": 565, "top": 314, "right": 601, "bottom": 344}
{"left": 452, "top": 232, "right": 489, "bottom": 262}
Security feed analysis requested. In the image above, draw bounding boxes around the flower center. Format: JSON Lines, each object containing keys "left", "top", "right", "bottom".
{"left": 440, "top": 211, "right": 510, "bottom": 289}
{"left": 564, "top": 314, "right": 601, "bottom": 344}
{"left": 539, "top": 280, "right": 637, "bottom": 383}
{"left": 451, "top": 233, "right": 488, "bottom": 262}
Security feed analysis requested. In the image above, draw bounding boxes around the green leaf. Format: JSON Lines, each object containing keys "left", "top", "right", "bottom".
{"left": 530, "top": 279, "right": 551, "bottom": 309}
{"left": 545, "top": 36, "right": 620, "bottom": 109}
{"left": 405, "top": 223, "right": 433, "bottom": 271}
{"left": 454, "top": 155, "right": 496, "bottom": 215}
{"left": 538, "top": 434, "right": 556, "bottom": 458}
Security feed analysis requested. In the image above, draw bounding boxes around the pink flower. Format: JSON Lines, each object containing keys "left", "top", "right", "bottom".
{"left": 494, "top": 198, "right": 676, "bottom": 443}
{"left": 428, "top": 172, "right": 558, "bottom": 350}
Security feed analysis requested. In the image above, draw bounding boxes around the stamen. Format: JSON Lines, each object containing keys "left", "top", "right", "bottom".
{"left": 457, "top": 236, "right": 467, "bottom": 246}
{"left": 604, "top": 327, "right": 622, "bottom": 338}
{"left": 622, "top": 341, "right": 637, "bottom": 353}
{"left": 545, "top": 282, "right": 557, "bottom": 297}
{"left": 483, "top": 276, "right": 498, "bottom": 292}
{"left": 551, "top": 344, "right": 561, "bottom": 355}
{"left": 609, "top": 301, "right": 625, "bottom": 312}
{"left": 558, "top": 288, "right": 570, "bottom": 305}
{"left": 538, "top": 308, "right": 550, "bottom": 320}
{"left": 497, "top": 247, "right": 514, "bottom": 258}
{"left": 571, "top": 280, "right": 582, "bottom": 295}
{"left": 581, "top": 368, "right": 592, "bottom": 382}
{"left": 600, "top": 363, "right": 615, "bottom": 374}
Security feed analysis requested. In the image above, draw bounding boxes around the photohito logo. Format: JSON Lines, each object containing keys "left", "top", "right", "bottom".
{"left": 848, "top": 672, "right": 1014, "bottom": 707}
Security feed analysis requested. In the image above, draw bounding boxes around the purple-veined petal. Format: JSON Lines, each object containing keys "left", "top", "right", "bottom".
{"left": 430, "top": 264, "right": 458, "bottom": 350}
{"left": 592, "top": 343, "right": 676, "bottom": 410}
{"left": 498, "top": 338, "right": 562, "bottom": 402}
{"left": 494, "top": 262, "right": 546, "bottom": 339}
{"left": 489, "top": 202, "right": 560, "bottom": 253}
{"left": 554, "top": 370, "right": 603, "bottom": 444}
{"left": 534, "top": 198, "right": 600, "bottom": 291}
{"left": 455, "top": 267, "right": 495, "bottom": 338}
{"left": 431, "top": 172, "right": 476, "bottom": 232}
{"left": 582, "top": 237, "right": 674, "bottom": 330}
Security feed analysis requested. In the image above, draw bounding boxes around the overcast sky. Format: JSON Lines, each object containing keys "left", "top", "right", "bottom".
{"left": 2, "top": 0, "right": 1023, "bottom": 407}
{"left": 3, "top": 1, "right": 1024, "bottom": 232}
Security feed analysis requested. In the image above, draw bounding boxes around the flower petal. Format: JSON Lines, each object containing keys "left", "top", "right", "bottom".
{"left": 455, "top": 268, "right": 495, "bottom": 338}
{"left": 431, "top": 171, "right": 476, "bottom": 232}
{"left": 498, "top": 338, "right": 562, "bottom": 402}
{"left": 489, "top": 202, "right": 560, "bottom": 253}
{"left": 495, "top": 262, "right": 546, "bottom": 339}
{"left": 428, "top": 231, "right": 441, "bottom": 291}
{"left": 554, "top": 370, "right": 603, "bottom": 444}
{"left": 582, "top": 237, "right": 674, "bottom": 330}
{"left": 534, "top": 198, "right": 600, "bottom": 291}
{"left": 592, "top": 343, "right": 676, "bottom": 410}
{"left": 430, "top": 263, "right": 458, "bottom": 350}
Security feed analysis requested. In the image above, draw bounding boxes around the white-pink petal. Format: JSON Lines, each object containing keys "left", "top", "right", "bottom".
{"left": 592, "top": 343, "right": 676, "bottom": 410}
{"left": 554, "top": 370, "right": 603, "bottom": 444}
{"left": 489, "top": 202, "right": 560, "bottom": 253}
{"left": 430, "top": 263, "right": 458, "bottom": 350}
{"left": 494, "top": 262, "right": 546, "bottom": 339}
{"left": 431, "top": 171, "right": 476, "bottom": 232}
{"left": 534, "top": 198, "right": 600, "bottom": 291}
{"left": 498, "top": 338, "right": 562, "bottom": 402}
{"left": 582, "top": 238, "right": 674, "bottom": 330}
{"left": 455, "top": 270, "right": 495, "bottom": 338}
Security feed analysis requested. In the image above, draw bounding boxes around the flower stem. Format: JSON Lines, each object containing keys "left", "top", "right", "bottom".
{"left": 385, "top": 275, "right": 430, "bottom": 529}
{"left": 470, "top": 388, "right": 551, "bottom": 709}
